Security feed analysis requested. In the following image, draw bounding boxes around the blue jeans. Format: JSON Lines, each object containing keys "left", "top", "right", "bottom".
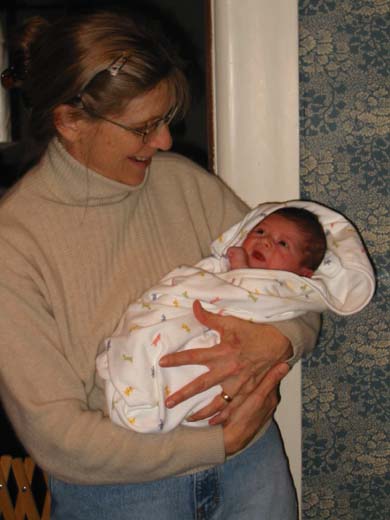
{"left": 49, "top": 421, "right": 297, "bottom": 519}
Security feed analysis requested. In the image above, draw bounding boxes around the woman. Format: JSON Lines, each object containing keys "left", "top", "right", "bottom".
{"left": 0, "top": 10, "right": 319, "bottom": 519}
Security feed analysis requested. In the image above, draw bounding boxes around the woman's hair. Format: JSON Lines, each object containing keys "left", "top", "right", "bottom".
{"left": 273, "top": 207, "right": 327, "bottom": 271}
{"left": 5, "top": 10, "right": 190, "bottom": 157}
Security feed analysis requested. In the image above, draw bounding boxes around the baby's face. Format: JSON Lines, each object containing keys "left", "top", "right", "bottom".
{"left": 241, "top": 213, "right": 313, "bottom": 276}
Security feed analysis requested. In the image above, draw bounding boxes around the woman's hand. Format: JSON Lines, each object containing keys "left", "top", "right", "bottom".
{"left": 159, "top": 300, "right": 293, "bottom": 416}
{"left": 222, "top": 362, "right": 289, "bottom": 455}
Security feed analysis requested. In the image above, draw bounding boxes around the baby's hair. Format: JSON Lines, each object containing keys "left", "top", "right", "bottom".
{"left": 272, "top": 207, "right": 327, "bottom": 271}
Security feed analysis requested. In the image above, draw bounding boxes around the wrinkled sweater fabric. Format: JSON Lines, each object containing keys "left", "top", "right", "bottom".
{"left": 0, "top": 139, "right": 319, "bottom": 484}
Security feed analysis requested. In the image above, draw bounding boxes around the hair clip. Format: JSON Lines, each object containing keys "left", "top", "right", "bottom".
{"left": 1, "top": 65, "right": 25, "bottom": 90}
{"left": 107, "top": 55, "right": 128, "bottom": 77}
{"left": 1, "top": 68, "right": 14, "bottom": 89}
{"left": 1, "top": 60, "right": 27, "bottom": 90}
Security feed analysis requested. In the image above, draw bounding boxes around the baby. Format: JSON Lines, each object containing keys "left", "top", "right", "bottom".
{"left": 96, "top": 201, "right": 375, "bottom": 433}
{"left": 226, "top": 206, "right": 326, "bottom": 277}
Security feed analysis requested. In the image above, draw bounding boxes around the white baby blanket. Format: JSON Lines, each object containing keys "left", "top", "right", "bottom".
{"left": 96, "top": 201, "right": 375, "bottom": 433}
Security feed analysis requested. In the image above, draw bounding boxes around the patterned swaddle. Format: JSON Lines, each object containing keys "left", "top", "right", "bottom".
{"left": 96, "top": 201, "right": 375, "bottom": 433}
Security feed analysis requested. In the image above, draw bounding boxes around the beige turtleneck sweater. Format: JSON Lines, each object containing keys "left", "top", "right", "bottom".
{"left": 0, "top": 139, "right": 319, "bottom": 484}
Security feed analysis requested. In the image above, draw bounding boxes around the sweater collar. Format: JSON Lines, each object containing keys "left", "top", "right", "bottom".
{"left": 42, "top": 138, "right": 149, "bottom": 206}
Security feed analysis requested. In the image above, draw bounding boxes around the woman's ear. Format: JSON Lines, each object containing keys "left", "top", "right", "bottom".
{"left": 53, "top": 104, "right": 85, "bottom": 142}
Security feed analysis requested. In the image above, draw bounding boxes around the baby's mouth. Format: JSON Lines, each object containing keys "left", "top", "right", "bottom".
{"left": 252, "top": 250, "right": 265, "bottom": 262}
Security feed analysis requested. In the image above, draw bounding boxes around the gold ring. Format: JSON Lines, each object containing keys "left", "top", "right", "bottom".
{"left": 221, "top": 391, "right": 233, "bottom": 403}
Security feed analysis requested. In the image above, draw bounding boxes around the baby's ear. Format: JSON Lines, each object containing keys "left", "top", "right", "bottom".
{"left": 300, "top": 266, "right": 314, "bottom": 278}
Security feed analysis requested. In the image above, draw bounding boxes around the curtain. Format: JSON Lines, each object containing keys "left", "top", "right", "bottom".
{"left": 299, "top": 1, "right": 389, "bottom": 518}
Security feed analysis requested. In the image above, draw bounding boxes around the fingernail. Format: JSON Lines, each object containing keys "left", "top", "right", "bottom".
{"left": 159, "top": 358, "right": 167, "bottom": 367}
{"left": 166, "top": 399, "right": 174, "bottom": 408}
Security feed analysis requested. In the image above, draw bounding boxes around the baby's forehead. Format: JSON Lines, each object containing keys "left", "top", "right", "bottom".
{"left": 250, "top": 213, "right": 292, "bottom": 229}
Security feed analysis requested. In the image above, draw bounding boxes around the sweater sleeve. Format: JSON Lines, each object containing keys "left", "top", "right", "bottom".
{"left": 0, "top": 235, "right": 225, "bottom": 485}
{"left": 270, "top": 312, "right": 321, "bottom": 365}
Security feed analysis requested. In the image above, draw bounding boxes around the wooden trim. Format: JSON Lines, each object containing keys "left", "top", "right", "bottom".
{"left": 204, "top": 0, "right": 215, "bottom": 174}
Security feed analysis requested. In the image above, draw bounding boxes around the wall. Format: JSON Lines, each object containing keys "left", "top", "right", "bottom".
{"left": 299, "top": 1, "right": 389, "bottom": 518}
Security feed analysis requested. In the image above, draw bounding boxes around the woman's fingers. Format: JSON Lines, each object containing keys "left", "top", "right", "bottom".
{"left": 165, "top": 364, "right": 228, "bottom": 408}
{"left": 160, "top": 299, "right": 291, "bottom": 410}
{"left": 192, "top": 299, "right": 224, "bottom": 333}
{"left": 209, "top": 364, "right": 285, "bottom": 426}
{"left": 247, "top": 363, "right": 288, "bottom": 408}
{"left": 208, "top": 394, "right": 248, "bottom": 426}
{"left": 190, "top": 362, "right": 287, "bottom": 426}
{"left": 186, "top": 393, "right": 227, "bottom": 422}
{"left": 160, "top": 345, "right": 221, "bottom": 368}
{"left": 165, "top": 356, "right": 254, "bottom": 408}
{"left": 186, "top": 372, "right": 258, "bottom": 422}
{"left": 223, "top": 363, "right": 289, "bottom": 455}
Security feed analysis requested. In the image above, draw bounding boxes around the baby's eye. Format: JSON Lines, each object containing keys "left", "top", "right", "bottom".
{"left": 278, "top": 240, "right": 288, "bottom": 248}
{"left": 255, "top": 228, "right": 265, "bottom": 235}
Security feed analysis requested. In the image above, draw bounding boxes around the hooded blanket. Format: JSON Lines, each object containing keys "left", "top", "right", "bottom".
{"left": 96, "top": 201, "right": 375, "bottom": 433}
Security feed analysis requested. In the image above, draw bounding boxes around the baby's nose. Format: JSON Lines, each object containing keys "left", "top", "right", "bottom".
{"left": 262, "top": 236, "right": 273, "bottom": 248}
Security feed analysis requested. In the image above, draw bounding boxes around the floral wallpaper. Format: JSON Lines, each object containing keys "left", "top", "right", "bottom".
{"left": 299, "top": 1, "right": 389, "bottom": 519}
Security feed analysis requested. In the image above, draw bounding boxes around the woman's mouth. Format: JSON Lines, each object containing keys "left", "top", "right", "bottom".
{"left": 129, "top": 155, "right": 152, "bottom": 167}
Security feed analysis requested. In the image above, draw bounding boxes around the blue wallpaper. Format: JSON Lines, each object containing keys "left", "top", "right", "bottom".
{"left": 299, "top": 1, "right": 389, "bottom": 518}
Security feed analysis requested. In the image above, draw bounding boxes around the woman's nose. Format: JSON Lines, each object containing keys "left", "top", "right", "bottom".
{"left": 148, "top": 124, "right": 172, "bottom": 151}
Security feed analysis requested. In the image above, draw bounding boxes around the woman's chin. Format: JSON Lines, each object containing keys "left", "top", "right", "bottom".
{"left": 113, "top": 158, "right": 150, "bottom": 185}
{"left": 121, "top": 170, "right": 147, "bottom": 186}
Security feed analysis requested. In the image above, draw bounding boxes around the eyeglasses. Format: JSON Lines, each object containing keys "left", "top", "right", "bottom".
{"left": 80, "top": 102, "right": 178, "bottom": 144}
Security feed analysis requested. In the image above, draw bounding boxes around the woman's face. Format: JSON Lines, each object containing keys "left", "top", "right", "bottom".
{"left": 66, "top": 81, "right": 174, "bottom": 186}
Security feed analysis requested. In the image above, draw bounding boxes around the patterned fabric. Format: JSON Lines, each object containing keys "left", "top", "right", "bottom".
{"left": 97, "top": 200, "right": 374, "bottom": 433}
{"left": 299, "top": 1, "right": 389, "bottom": 519}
